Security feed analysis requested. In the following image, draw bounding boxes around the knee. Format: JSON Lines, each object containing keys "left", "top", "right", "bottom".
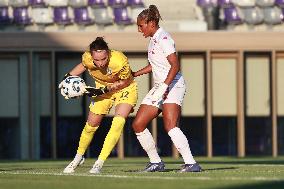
{"left": 87, "top": 120, "right": 100, "bottom": 128}
{"left": 163, "top": 119, "right": 176, "bottom": 133}
{"left": 132, "top": 119, "right": 145, "bottom": 133}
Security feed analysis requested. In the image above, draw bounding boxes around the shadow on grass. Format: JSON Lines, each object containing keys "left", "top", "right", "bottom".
{"left": 123, "top": 167, "right": 237, "bottom": 173}
{"left": 167, "top": 159, "right": 284, "bottom": 165}
{"left": 220, "top": 181, "right": 284, "bottom": 189}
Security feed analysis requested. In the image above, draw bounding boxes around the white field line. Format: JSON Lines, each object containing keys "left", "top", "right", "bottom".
{"left": 0, "top": 171, "right": 284, "bottom": 181}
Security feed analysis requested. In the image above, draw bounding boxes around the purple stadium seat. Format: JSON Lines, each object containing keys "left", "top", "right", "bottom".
{"left": 29, "top": 0, "right": 46, "bottom": 7}
{"left": 223, "top": 7, "right": 242, "bottom": 25}
{"left": 53, "top": 6, "right": 72, "bottom": 25}
{"left": 113, "top": 7, "right": 132, "bottom": 25}
{"left": 275, "top": 0, "right": 284, "bottom": 8}
{"left": 0, "top": 6, "right": 11, "bottom": 24}
{"left": 74, "top": 7, "right": 93, "bottom": 25}
{"left": 281, "top": 7, "right": 284, "bottom": 21}
{"left": 217, "top": 0, "right": 234, "bottom": 8}
{"left": 13, "top": 6, "right": 32, "bottom": 25}
{"left": 88, "top": 0, "right": 106, "bottom": 8}
{"left": 127, "top": 0, "right": 144, "bottom": 8}
{"left": 108, "top": 0, "right": 127, "bottom": 8}
{"left": 197, "top": 0, "right": 217, "bottom": 8}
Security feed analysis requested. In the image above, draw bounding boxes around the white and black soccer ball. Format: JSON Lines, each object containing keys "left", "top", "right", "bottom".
{"left": 60, "top": 76, "right": 86, "bottom": 99}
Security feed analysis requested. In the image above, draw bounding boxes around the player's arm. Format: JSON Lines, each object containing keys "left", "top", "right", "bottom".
{"left": 132, "top": 64, "right": 152, "bottom": 77}
{"left": 85, "top": 76, "right": 132, "bottom": 97}
{"left": 60, "top": 63, "right": 86, "bottom": 80}
{"left": 68, "top": 63, "right": 86, "bottom": 76}
{"left": 164, "top": 53, "right": 180, "bottom": 85}
{"left": 107, "top": 76, "right": 133, "bottom": 92}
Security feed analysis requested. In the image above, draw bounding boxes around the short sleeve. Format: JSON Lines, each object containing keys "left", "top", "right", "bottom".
{"left": 118, "top": 60, "right": 132, "bottom": 80}
{"left": 81, "top": 52, "right": 93, "bottom": 69}
{"left": 159, "top": 35, "right": 176, "bottom": 57}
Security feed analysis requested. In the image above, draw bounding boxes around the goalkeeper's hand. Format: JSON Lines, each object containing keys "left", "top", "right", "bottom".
{"left": 58, "top": 73, "right": 71, "bottom": 99}
{"left": 150, "top": 82, "right": 168, "bottom": 102}
{"left": 84, "top": 86, "right": 109, "bottom": 98}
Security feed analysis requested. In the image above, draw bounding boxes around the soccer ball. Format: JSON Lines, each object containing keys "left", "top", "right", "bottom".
{"left": 60, "top": 76, "right": 86, "bottom": 99}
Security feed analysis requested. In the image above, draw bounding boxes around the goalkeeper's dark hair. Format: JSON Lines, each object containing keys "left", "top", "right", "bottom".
{"left": 89, "top": 37, "right": 109, "bottom": 52}
{"left": 137, "top": 5, "right": 162, "bottom": 25}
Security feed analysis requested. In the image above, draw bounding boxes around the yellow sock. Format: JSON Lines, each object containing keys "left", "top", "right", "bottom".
{"left": 98, "top": 116, "right": 125, "bottom": 161}
{"left": 77, "top": 122, "right": 98, "bottom": 155}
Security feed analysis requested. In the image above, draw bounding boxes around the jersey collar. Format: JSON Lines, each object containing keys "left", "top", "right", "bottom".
{"left": 151, "top": 27, "right": 163, "bottom": 41}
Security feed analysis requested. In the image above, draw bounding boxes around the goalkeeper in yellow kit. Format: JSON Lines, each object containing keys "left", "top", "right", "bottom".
{"left": 60, "top": 37, "right": 138, "bottom": 174}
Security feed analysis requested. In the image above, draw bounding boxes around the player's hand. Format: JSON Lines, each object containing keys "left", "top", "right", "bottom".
{"left": 150, "top": 83, "right": 168, "bottom": 102}
{"left": 58, "top": 81, "right": 69, "bottom": 99}
{"left": 58, "top": 73, "right": 71, "bottom": 99}
{"left": 84, "top": 86, "right": 109, "bottom": 98}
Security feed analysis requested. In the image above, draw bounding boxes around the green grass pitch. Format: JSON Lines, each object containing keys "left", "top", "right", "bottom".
{"left": 1, "top": 157, "right": 284, "bottom": 189}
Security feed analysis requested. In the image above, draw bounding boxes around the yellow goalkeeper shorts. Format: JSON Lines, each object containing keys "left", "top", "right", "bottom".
{"left": 89, "top": 81, "right": 138, "bottom": 115}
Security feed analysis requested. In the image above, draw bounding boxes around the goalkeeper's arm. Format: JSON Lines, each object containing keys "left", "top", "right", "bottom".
{"left": 85, "top": 76, "right": 133, "bottom": 98}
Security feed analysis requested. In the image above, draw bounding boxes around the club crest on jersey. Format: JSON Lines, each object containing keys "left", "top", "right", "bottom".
{"left": 106, "top": 68, "right": 112, "bottom": 75}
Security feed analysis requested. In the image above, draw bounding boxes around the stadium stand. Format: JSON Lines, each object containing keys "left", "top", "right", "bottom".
{"left": 28, "top": 0, "right": 46, "bottom": 7}
{"left": 9, "top": 0, "right": 29, "bottom": 7}
{"left": 2, "top": 0, "right": 284, "bottom": 32}
{"left": 88, "top": 0, "right": 106, "bottom": 8}
{"left": 223, "top": 6, "right": 243, "bottom": 25}
{"left": 275, "top": 0, "right": 284, "bottom": 8}
{"left": 232, "top": 0, "right": 255, "bottom": 7}
{"left": 108, "top": 0, "right": 127, "bottom": 8}
{"left": 0, "top": 0, "right": 208, "bottom": 31}
{"left": 31, "top": 7, "right": 53, "bottom": 30}
{"left": 242, "top": 7, "right": 264, "bottom": 26}
{"left": 73, "top": 6, "right": 94, "bottom": 26}
{"left": 113, "top": 7, "right": 132, "bottom": 25}
{"left": 127, "top": 0, "right": 144, "bottom": 8}
{"left": 48, "top": 0, "right": 68, "bottom": 7}
{"left": 91, "top": 6, "right": 113, "bottom": 26}
{"left": 68, "top": 0, "right": 88, "bottom": 8}
{"left": 218, "top": 0, "right": 234, "bottom": 8}
{"left": 53, "top": 6, "right": 72, "bottom": 26}
{"left": 13, "top": 6, "right": 32, "bottom": 25}
{"left": 0, "top": 0, "right": 8, "bottom": 6}
{"left": 255, "top": 0, "right": 275, "bottom": 7}
{"left": 197, "top": 0, "right": 217, "bottom": 8}
{"left": 0, "top": 6, "right": 10, "bottom": 25}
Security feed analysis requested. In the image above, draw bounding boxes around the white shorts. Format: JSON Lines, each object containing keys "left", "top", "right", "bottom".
{"left": 141, "top": 76, "right": 186, "bottom": 109}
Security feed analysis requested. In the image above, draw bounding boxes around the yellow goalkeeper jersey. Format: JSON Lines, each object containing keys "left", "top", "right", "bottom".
{"left": 82, "top": 50, "right": 134, "bottom": 87}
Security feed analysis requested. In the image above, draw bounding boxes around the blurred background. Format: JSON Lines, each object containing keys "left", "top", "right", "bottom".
{"left": 0, "top": 0, "right": 284, "bottom": 160}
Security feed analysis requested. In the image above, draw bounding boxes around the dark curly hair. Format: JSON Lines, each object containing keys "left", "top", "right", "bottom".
{"left": 137, "top": 5, "right": 162, "bottom": 25}
{"left": 89, "top": 37, "right": 109, "bottom": 52}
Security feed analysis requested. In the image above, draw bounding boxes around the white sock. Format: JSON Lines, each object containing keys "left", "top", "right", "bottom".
{"left": 168, "top": 127, "right": 196, "bottom": 164}
{"left": 95, "top": 159, "right": 104, "bottom": 166}
{"left": 136, "top": 128, "right": 162, "bottom": 163}
{"left": 74, "top": 154, "right": 83, "bottom": 161}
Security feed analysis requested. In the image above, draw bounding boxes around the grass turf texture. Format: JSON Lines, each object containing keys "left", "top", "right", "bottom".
{"left": 0, "top": 157, "right": 284, "bottom": 189}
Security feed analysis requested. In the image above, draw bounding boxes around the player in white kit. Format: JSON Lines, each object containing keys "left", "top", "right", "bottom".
{"left": 132, "top": 5, "right": 202, "bottom": 172}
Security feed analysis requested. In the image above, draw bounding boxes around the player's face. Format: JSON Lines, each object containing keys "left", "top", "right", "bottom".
{"left": 91, "top": 50, "right": 109, "bottom": 69}
{"left": 137, "top": 18, "right": 154, "bottom": 38}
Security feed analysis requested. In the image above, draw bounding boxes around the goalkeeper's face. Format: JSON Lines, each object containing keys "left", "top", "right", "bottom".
{"left": 91, "top": 50, "right": 110, "bottom": 69}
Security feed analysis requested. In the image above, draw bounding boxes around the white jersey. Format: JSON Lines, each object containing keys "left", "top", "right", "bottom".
{"left": 148, "top": 27, "right": 183, "bottom": 84}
